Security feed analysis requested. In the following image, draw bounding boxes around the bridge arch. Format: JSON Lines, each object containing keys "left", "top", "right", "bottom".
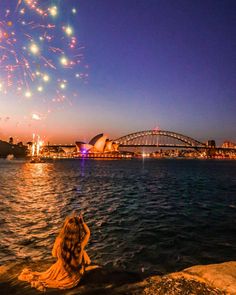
{"left": 115, "top": 130, "right": 205, "bottom": 147}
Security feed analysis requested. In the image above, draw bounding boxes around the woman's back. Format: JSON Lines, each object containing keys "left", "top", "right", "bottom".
{"left": 18, "top": 214, "right": 91, "bottom": 292}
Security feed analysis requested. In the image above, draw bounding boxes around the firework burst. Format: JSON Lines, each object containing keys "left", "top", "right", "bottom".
{"left": 0, "top": 0, "right": 86, "bottom": 103}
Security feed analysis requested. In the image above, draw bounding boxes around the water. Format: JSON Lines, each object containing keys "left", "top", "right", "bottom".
{"left": 0, "top": 158, "right": 236, "bottom": 288}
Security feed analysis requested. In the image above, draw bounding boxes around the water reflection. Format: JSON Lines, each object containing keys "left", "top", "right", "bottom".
{"left": 2, "top": 162, "right": 63, "bottom": 262}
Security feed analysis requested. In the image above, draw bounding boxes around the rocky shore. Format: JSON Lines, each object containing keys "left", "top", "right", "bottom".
{"left": 118, "top": 261, "right": 236, "bottom": 295}
{"left": 0, "top": 261, "right": 236, "bottom": 294}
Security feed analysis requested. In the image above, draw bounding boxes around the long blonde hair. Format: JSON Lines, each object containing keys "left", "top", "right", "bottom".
{"left": 59, "top": 216, "right": 84, "bottom": 275}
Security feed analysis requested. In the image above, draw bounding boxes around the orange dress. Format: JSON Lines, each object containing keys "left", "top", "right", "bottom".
{"left": 18, "top": 237, "right": 91, "bottom": 292}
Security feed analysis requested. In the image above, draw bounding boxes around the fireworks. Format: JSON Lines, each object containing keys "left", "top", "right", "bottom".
{"left": 63, "top": 25, "right": 73, "bottom": 36}
{"left": 31, "top": 133, "right": 44, "bottom": 157}
{"left": 29, "top": 42, "right": 40, "bottom": 55}
{"left": 48, "top": 6, "right": 58, "bottom": 17}
{"left": 60, "top": 56, "right": 69, "bottom": 67}
{"left": 25, "top": 90, "right": 32, "bottom": 98}
{"left": 37, "top": 85, "right": 43, "bottom": 92}
{"left": 0, "top": 0, "right": 86, "bottom": 104}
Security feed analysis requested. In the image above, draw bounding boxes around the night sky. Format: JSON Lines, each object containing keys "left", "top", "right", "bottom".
{"left": 0, "top": 0, "right": 236, "bottom": 144}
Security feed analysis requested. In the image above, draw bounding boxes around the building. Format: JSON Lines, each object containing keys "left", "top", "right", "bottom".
{"left": 76, "top": 133, "right": 119, "bottom": 154}
{"left": 222, "top": 141, "right": 236, "bottom": 148}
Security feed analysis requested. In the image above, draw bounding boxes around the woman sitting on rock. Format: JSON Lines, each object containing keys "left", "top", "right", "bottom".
{"left": 18, "top": 213, "right": 92, "bottom": 292}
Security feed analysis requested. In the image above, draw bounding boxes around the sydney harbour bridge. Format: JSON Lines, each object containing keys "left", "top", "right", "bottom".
{"left": 115, "top": 130, "right": 206, "bottom": 149}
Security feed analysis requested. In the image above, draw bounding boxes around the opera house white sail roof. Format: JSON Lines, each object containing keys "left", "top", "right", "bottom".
{"left": 75, "top": 133, "right": 118, "bottom": 153}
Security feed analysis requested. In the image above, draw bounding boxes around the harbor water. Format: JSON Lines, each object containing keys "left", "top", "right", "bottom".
{"left": 0, "top": 158, "right": 236, "bottom": 292}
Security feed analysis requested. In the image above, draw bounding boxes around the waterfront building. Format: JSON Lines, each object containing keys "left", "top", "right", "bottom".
{"left": 222, "top": 141, "right": 236, "bottom": 148}
{"left": 76, "top": 133, "right": 119, "bottom": 154}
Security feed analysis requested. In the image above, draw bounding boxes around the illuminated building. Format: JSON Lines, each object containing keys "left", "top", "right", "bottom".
{"left": 222, "top": 141, "right": 236, "bottom": 148}
{"left": 75, "top": 133, "right": 119, "bottom": 154}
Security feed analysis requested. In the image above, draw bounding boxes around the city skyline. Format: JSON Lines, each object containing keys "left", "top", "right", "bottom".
{"left": 0, "top": 0, "right": 236, "bottom": 145}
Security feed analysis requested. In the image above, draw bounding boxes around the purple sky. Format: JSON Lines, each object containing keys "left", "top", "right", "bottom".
{"left": 0, "top": 0, "right": 235, "bottom": 145}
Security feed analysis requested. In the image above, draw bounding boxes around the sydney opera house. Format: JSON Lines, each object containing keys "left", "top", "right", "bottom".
{"left": 75, "top": 133, "right": 119, "bottom": 154}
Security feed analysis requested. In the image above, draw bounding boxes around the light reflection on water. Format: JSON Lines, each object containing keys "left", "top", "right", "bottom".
{"left": 2, "top": 162, "right": 62, "bottom": 262}
{"left": 0, "top": 158, "right": 236, "bottom": 277}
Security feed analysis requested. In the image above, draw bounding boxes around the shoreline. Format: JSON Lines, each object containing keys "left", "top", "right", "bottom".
{"left": 1, "top": 261, "right": 235, "bottom": 294}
